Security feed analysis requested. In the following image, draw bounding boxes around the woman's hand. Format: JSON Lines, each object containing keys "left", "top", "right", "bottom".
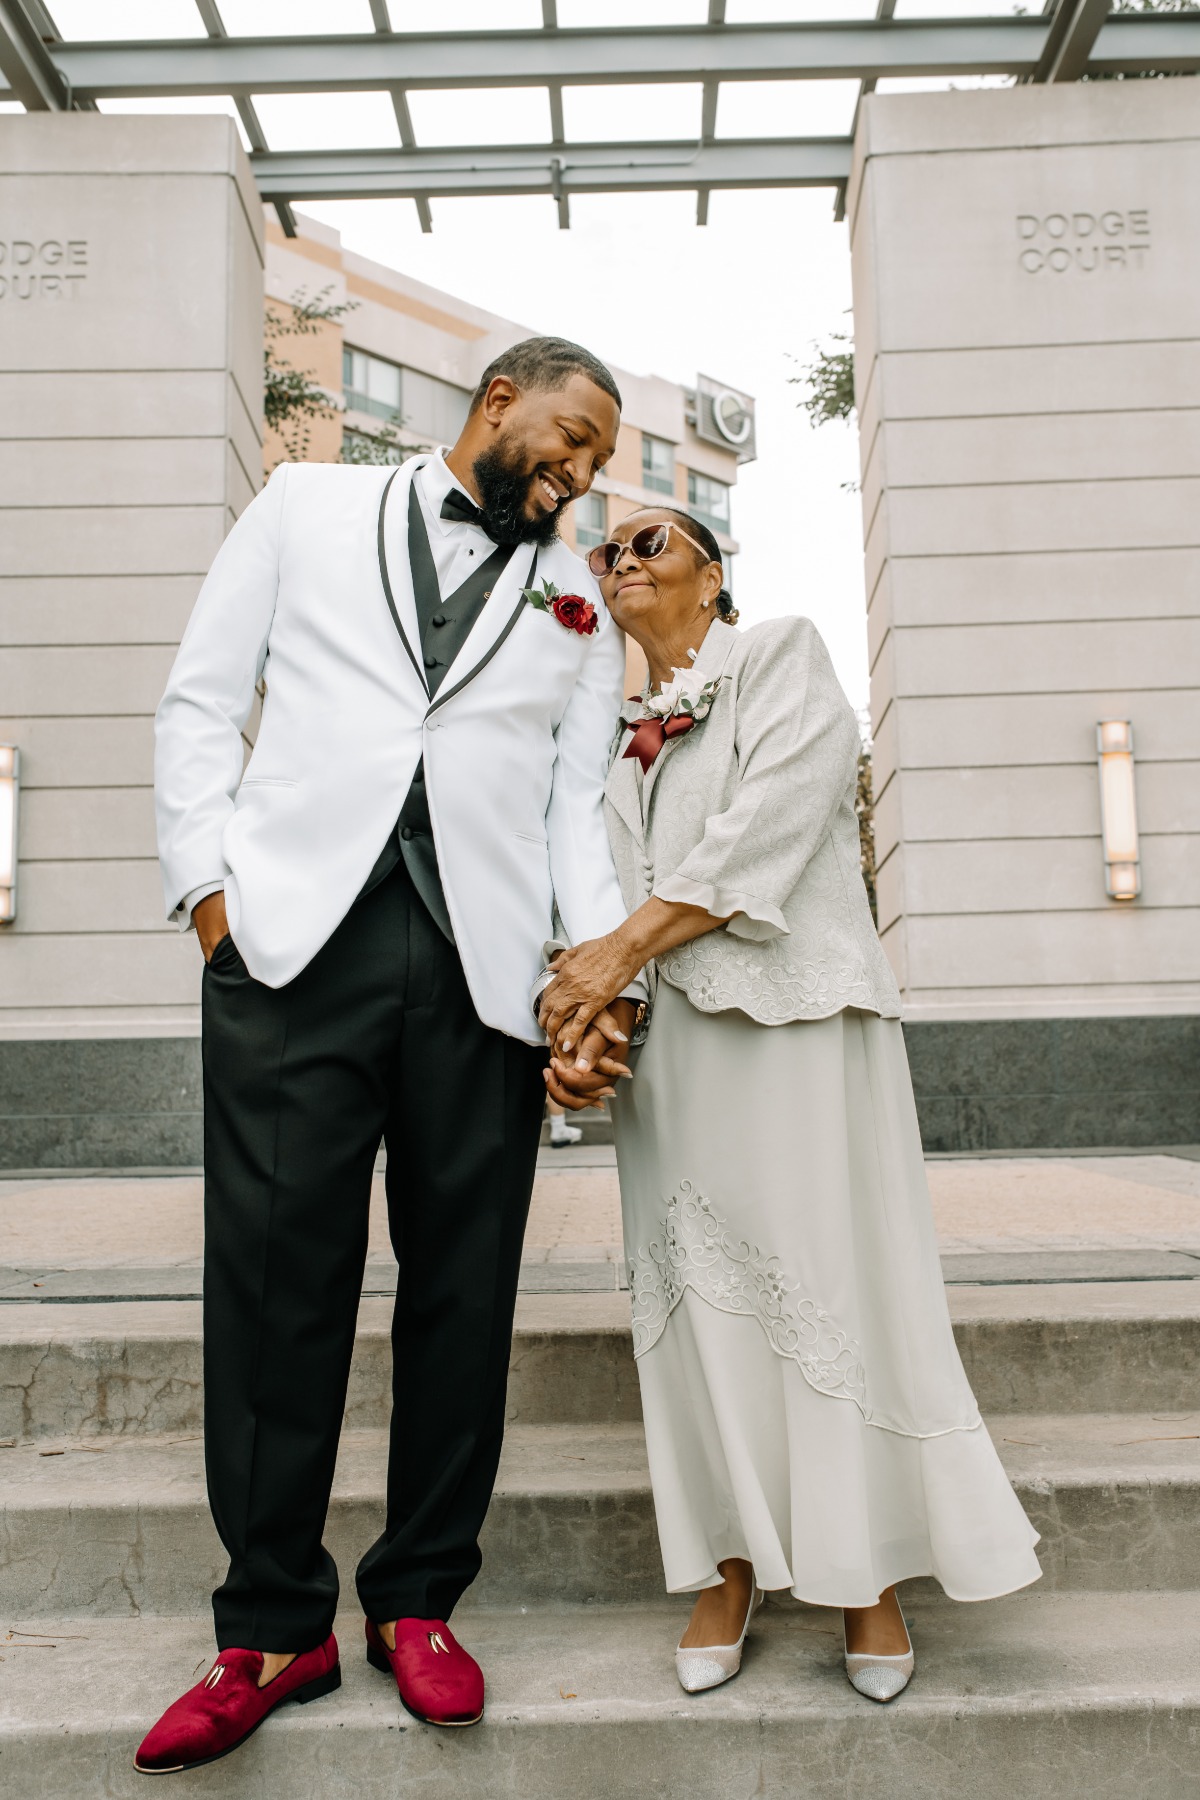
{"left": 543, "top": 1017, "right": 633, "bottom": 1111}
{"left": 538, "top": 899, "right": 731, "bottom": 1056}
{"left": 538, "top": 934, "right": 640, "bottom": 1056}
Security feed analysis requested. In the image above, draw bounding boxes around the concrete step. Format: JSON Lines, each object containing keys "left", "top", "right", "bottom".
{"left": 5, "top": 1281, "right": 1199, "bottom": 1443}
{"left": 3, "top": 1412, "right": 1199, "bottom": 1618}
{"left": 1, "top": 1593, "right": 1197, "bottom": 1798}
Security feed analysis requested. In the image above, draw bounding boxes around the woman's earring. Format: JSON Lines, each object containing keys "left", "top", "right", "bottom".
{"left": 701, "top": 599, "right": 710, "bottom": 608}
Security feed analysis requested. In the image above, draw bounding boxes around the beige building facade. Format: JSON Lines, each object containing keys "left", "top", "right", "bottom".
{"left": 849, "top": 82, "right": 1200, "bottom": 1027}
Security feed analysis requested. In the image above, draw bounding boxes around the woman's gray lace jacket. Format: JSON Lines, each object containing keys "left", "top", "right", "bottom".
{"left": 603, "top": 615, "right": 901, "bottom": 1026}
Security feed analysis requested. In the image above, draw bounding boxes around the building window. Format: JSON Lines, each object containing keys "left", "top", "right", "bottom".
{"left": 343, "top": 347, "right": 401, "bottom": 422}
{"left": 573, "top": 490, "right": 607, "bottom": 549}
{"left": 641, "top": 433, "right": 675, "bottom": 496}
{"left": 343, "top": 347, "right": 470, "bottom": 445}
{"left": 687, "top": 470, "right": 731, "bottom": 537}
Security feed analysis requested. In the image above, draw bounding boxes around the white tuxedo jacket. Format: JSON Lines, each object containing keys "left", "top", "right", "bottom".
{"left": 154, "top": 457, "right": 631, "bottom": 1045}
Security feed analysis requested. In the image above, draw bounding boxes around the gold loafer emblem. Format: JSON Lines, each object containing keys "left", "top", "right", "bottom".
{"left": 427, "top": 1632, "right": 449, "bottom": 1656}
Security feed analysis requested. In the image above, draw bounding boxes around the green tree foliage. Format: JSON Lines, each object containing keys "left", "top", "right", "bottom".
{"left": 790, "top": 333, "right": 856, "bottom": 428}
{"left": 264, "top": 286, "right": 359, "bottom": 465}
{"left": 855, "top": 723, "right": 878, "bottom": 928}
{"left": 264, "top": 287, "right": 431, "bottom": 467}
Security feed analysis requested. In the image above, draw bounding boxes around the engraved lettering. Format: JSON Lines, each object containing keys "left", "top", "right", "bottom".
{"left": 1015, "top": 209, "right": 1151, "bottom": 274}
{"left": 0, "top": 236, "right": 89, "bottom": 300}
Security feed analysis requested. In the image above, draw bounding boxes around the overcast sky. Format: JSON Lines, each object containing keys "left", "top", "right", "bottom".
{"left": 25, "top": 0, "right": 1023, "bottom": 707}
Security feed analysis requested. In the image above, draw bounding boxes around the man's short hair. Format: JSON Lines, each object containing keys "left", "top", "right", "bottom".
{"left": 469, "top": 336, "right": 622, "bottom": 414}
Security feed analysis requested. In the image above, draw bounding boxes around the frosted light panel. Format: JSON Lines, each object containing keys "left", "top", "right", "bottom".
{"left": 1096, "top": 721, "right": 1140, "bottom": 901}
{"left": 0, "top": 745, "right": 17, "bottom": 923}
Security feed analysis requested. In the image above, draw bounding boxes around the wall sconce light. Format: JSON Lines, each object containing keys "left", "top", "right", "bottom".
{"left": 1096, "top": 721, "right": 1140, "bottom": 901}
{"left": 0, "top": 745, "right": 18, "bottom": 924}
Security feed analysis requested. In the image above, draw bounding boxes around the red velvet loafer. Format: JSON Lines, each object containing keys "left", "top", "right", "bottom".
{"left": 365, "top": 1617, "right": 484, "bottom": 1727}
{"left": 134, "top": 1634, "right": 341, "bottom": 1774}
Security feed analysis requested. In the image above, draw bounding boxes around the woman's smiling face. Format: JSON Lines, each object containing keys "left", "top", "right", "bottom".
{"left": 598, "top": 510, "right": 720, "bottom": 641}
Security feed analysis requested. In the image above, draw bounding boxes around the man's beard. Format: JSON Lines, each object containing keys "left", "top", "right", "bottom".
{"left": 472, "top": 438, "right": 567, "bottom": 548}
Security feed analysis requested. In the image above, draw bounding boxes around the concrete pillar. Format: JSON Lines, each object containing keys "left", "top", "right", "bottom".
{"left": 848, "top": 83, "right": 1200, "bottom": 1031}
{"left": 845, "top": 84, "right": 1200, "bottom": 1148}
{"left": 0, "top": 116, "right": 262, "bottom": 1164}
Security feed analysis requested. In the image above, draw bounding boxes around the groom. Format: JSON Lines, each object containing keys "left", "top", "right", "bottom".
{"left": 138, "top": 338, "right": 641, "bottom": 1774}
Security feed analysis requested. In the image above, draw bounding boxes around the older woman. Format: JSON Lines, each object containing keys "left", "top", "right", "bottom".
{"left": 540, "top": 507, "right": 1040, "bottom": 1702}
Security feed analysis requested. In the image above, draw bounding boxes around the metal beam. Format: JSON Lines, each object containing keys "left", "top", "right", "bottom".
{"left": 0, "top": 0, "right": 68, "bottom": 108}
{"left": 26, "top": 20, "right": 1059, "bottom": 98}
{"left": 193, "top": 0, "right": 295, "bottom": 234}
{"left": 387, "top": 86, "right": 433, "bottom": 234}
{"left": 840, "top": 0, "right": 896, "bottom": 223}
{"left": 250, "top": 136, "right": 854, "bottom": 205}
{"left": 1086, "top": 11, "right": 1200, "bottom": 75}
{"left": 4, "top": 15, "right": 1194, "bottom": 113}
{"left": 1032, "top": 0, "right": 1112, "bottom": 84}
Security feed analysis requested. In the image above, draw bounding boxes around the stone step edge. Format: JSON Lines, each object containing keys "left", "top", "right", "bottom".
{"left": 3, "top": 1591, "right": 1199, "bottom": 1731}
{"left": 4, "top": 1414, "right": 1200, "bottom": 1498}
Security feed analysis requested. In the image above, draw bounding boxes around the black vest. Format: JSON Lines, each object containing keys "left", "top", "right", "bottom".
{"left": 362, "top": 484, "right": 517, "bottom": 938}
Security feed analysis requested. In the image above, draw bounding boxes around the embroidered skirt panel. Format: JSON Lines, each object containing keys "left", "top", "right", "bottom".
{"left": 611, "top": 987, "right": 1042, "bottom": 1606}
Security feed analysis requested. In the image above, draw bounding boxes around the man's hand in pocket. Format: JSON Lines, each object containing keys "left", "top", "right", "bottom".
{"left": 194, "top": 891, "right": 230, "bottom": 963}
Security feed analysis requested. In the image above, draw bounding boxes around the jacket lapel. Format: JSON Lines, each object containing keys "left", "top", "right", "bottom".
{"left": 604, "top": 737, "right": 644, "bottom": 846}
{"left": 377, "top": 458, "right": 429, "bottom": 696}
{"left": 426, "top": 539, "right": 538, "bottom": 718}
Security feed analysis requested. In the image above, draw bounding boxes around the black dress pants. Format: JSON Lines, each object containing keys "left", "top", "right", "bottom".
{"left": 201, "top": 861, "right": 547, "bottom": 1651}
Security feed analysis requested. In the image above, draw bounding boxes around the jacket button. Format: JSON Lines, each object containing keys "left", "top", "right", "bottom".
{"left": 412, "top": 766, "right": 424, "bottom": 783}
{"left": 400, "top": 826, "right": 414, "bottom": 841}
{"left": 424, "top": 653, "right": 440, "bottom": 669}
{"left": 431, "top": 614, "right": 447, "bottom": 628}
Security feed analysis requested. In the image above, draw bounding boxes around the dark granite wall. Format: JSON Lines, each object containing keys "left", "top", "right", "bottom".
{"left": 904, "top": 1016, "right": 1200, "bottom": 1153}
{"left": 0, "top": 1038, "right": 203, "bottom": 1169}
{"left": 0, "top": 1017, "right": 1196, "bottom": 1169}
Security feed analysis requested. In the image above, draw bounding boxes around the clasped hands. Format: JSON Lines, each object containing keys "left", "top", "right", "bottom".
{"left": 538, "top": 930, "right": 642, "bottom": 1113}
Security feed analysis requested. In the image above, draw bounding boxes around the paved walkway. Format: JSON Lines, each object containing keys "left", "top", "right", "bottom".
{"left": 2, "top": 1150, "right": 1199, "bottom": 1276}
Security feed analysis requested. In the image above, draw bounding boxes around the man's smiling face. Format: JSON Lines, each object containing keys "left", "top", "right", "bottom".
{"left": 471, "top": 372, "right": 621, "bottom": 547}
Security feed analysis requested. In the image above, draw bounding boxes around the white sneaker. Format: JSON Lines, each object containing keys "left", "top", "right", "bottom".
{"left": 675, "top": 1587, "right": 763, "bottom": 1694}
{"left": 548, "top": 1120, "right": 583, "bottom": 1147}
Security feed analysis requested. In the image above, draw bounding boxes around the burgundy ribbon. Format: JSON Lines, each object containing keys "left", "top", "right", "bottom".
{"left": 622, "top": 712, "right": 695, "bottom": 774}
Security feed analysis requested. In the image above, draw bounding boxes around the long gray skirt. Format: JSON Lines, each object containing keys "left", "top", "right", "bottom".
{"left": 611, "top": 982, "right": 1042, "bottom": 1606}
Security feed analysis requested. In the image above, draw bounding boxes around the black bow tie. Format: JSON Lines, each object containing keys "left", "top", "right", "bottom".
{"left": 440, "top": 487, "right": 498, "bottom": 540}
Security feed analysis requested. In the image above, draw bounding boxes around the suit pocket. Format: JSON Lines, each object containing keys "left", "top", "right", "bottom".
{"left": 240, "top": 776, "right": 297, "bottom": 790}
{"left": 207, "top": 932, "right": 242, "bottom": 971}
{"left": 513, "top": 830, "right": 548, "bottom": 847}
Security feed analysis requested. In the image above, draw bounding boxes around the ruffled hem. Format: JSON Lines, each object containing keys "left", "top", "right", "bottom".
{"left": 652, "top": 873, "right": 788, "bottom": 940}
{"left": 639, "top": 1289, "right": 1042, "bottom": 1609}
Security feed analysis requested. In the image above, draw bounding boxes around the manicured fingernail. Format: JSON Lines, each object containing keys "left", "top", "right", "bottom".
{"left": 611, "top": 1030, "right": 628, "bottom": 1042}
{"left": 575, "top": 1057, "right": 590, "bottom": 1071}
{"left": 617, "top": 1066, "right": 633, "bottom": 1078}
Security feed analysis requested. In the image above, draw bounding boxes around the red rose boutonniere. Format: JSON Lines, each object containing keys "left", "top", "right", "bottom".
{"left": 523, "top": 578, "right": 598, "bottom": 637}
